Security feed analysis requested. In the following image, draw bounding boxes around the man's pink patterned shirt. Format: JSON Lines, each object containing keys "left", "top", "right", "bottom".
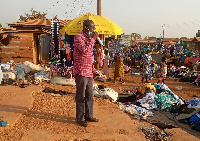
{"left": 73, "top": 31, "right": 95, "bottom": 77}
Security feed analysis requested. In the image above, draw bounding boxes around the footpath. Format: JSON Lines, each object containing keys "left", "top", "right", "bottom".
{"left": 0, "top": 85, "right": 42, "bottom": 131}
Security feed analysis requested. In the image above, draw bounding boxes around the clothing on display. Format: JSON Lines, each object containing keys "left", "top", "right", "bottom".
{"left": 119, "top": 103, "right": 154, "bottom": 118}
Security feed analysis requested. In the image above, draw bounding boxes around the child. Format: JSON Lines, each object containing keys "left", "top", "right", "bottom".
{"left": 103, "top": 50, "right": 110, "bottom": 79}
{"left": 158, "top": 57, "right": 167, "bottom": 83}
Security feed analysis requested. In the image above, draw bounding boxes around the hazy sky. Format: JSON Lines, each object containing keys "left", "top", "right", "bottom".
{"left": 1, "top": 0, "right": 200, "bottom": 38}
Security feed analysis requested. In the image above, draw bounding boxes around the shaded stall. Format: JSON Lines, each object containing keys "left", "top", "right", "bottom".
{"left": 0, "top": 19, "right": 70, "bottom": 64}
{"left": 60, "top": 12, "right": 123, "bottom": 69}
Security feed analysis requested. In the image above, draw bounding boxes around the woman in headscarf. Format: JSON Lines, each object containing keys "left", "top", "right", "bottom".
{"left": 142, "top": 49, "right": 153, "bottom": 83}
{"left": 113, "top": 39, "right": 125, "bottom": 83}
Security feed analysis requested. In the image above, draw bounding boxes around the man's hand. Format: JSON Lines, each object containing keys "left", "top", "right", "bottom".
{"left": 91, "top": 31, "right": 98, "bottom": 40}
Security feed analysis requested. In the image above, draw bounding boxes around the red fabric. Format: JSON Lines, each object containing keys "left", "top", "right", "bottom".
{"left": 73, "top": 31, "right": 95, "bottom": 77}
{"left": 178, "top": 68, "right": 183, "bottom": 72}
{"left": 184, "top": 57, "right": 190, "bottom": 64}
{"left": 193, "top": 57, "right": 200, "bottom": 63}
{"left": 67, "top": 52, "right": 71, "bottom": 61}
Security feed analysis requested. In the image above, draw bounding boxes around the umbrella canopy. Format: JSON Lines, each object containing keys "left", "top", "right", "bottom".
{"left": 60, "top": 13, "right": 123, "bottom": 36}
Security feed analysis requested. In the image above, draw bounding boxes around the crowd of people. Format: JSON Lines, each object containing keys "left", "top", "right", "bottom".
{"left": 103, "top": 39, "right": 200, "bottom": 85}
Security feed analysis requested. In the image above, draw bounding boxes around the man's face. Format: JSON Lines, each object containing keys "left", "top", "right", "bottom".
{"left": 87, "top": 23, "right": 96, "bottom": 32}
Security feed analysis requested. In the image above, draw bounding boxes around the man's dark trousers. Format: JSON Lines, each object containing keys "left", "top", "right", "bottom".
{"left": 75, "top": 75, "right": 94, "bottom": 122}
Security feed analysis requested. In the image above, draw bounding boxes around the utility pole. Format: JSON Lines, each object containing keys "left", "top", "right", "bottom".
{"left": 162, "top": 24, "right": 165, "bottom": 39}
{"left": 97, "top": 0, "right": 101, "bottom": 16}
{"left": 96, "top": 0, "right": 101, "bottom": 70}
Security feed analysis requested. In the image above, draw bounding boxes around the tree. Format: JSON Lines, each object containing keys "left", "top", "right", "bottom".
{"left": 19, "top": 8, "right": 47, "bottom": 21}
{"left": 148, "top": 36, "right": 156, "bottom": 40}
{"left": 131, "top": 33, "right": 142, "bottom": 40}
{"left": 0, "top": 23, "right": 2, "bottom": 28}
{"left": 143, "top": 36, "right": 156, "bottom": 40}
{"left": 143, "top": 36, "right": 148, "bottom": 40}
{"left": 180, "top": 37, "right": 187, "bottom": 40}
{"left": 196, "top": 30, "right": 200, "bottom": 37}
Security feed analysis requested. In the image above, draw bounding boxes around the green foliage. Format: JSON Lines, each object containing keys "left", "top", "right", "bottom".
{"left": 132, "top": 33, "right": 142, "bottom": 40}
{"left": 143, "top": 36, "right": 148, "bottom": 40}
{"left": 19, "top": 8, "right": 47, "bottom": 21}
{"left": 0, "top": 23, "right": 2, "bottom": 27}
{"left": 143, "top": 36, "right": 156, "bottom": 40}
{"left": 180, "top": 37, "right": 187, "bottom": 40}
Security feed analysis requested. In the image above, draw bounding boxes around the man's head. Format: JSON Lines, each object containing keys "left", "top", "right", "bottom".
{"left": 83, "top": 20, "right": 95, "bottom": 35}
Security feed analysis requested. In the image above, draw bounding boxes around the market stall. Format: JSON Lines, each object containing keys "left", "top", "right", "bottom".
{"left": 59, "top": 12, "right": 123, "bottom": 71}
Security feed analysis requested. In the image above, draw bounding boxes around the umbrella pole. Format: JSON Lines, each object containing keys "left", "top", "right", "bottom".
{"left": 96, "top": 44, "right": 100, "bottom": 70}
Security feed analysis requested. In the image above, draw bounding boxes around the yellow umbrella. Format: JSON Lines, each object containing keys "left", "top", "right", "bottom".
{"left": 60, "top": 13, "right": 123, "bottom": 36}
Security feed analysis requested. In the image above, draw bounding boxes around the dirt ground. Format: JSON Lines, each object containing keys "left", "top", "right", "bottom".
{"left": 0, "top": 66, "right": 199, "bottom": 141}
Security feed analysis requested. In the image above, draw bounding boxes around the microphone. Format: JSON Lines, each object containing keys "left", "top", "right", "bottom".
{"left": 97, "top": 37, "right": 104, "bottom": 46}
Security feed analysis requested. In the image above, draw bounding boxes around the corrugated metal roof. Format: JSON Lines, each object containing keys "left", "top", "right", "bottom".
{"left": 0, "top": 28, "right": 46, "bottom": 33}
{"left": 0, "top": 27, "right": 16, "bottom": 31}
{"left": 0, "top": 27, "right": 16, "bottom": 33}
{"left": 163, "top": 38, "right": 179, "bottom": 42}
{"left": 7, "top": 19, "right": 70, "bottom": 27}
{"left": 182, "top": 38, "right": 193, "bottom": 42}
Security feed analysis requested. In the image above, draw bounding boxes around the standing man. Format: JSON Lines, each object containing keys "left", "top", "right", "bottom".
{"left": 73, "top": 20, "right": 99, "bottom": 127}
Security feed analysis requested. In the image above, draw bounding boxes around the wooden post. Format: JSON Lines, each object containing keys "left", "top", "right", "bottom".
{"left": 38, "top": 36, "right": 41, "bottom": 63}
{"left": 32, "top": 33, "right": 38, "bottom": 64}
{"left": 97, "top": 0, "right": 101, "bottom": 16}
